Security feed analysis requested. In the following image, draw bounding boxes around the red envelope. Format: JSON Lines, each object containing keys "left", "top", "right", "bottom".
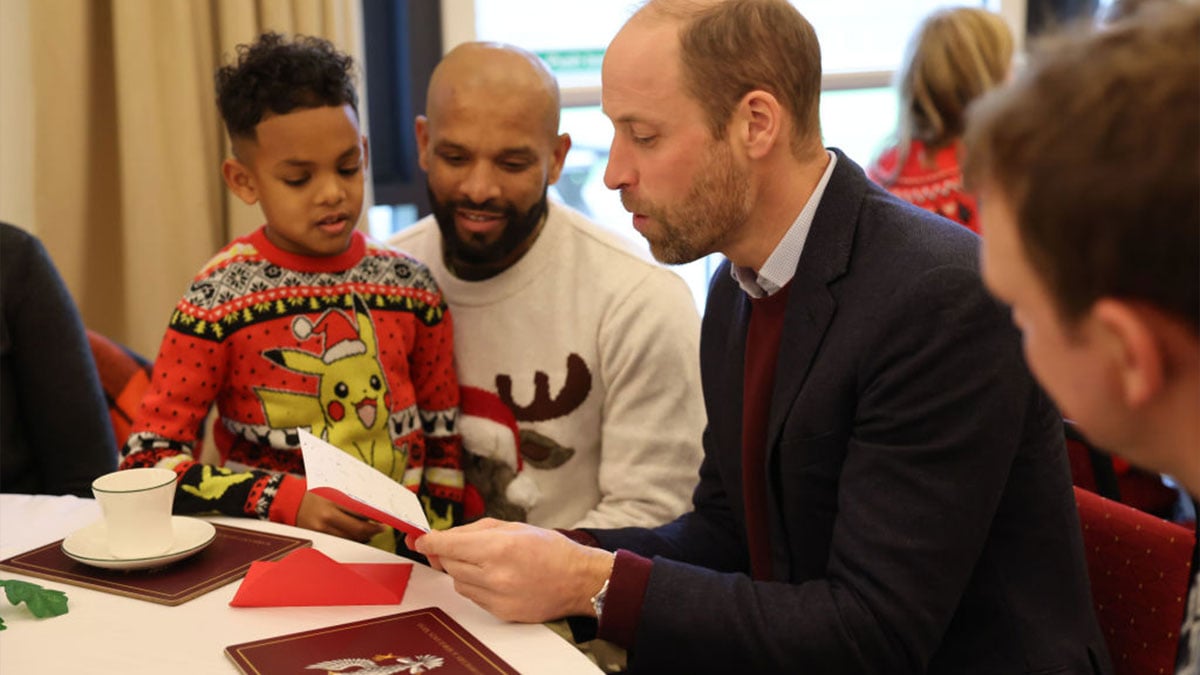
{"left": 230, "top": 548, "right": 412, "bottom": 607}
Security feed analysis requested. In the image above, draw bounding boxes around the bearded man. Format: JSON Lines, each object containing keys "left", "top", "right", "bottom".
{"left": 390, "top": 42, "right": 704, "bottom": 532}
{"left": 407, "top": 3, "right": 1110, "bottom": 674}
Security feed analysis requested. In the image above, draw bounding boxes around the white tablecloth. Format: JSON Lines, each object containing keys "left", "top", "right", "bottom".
{"left": 0, "top": 493, "right": 601, "bottom": 674}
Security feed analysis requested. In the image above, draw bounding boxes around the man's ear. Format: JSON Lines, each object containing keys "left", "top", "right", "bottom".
{"left": 415, "top": 115, "right": 430, "bottom": 172}
{"left": 547, "top": 133, "right": 572, "bottom": 186}
{"left": 736, "top": 90, "right": 783, "bottom": 160}
{"left": 361, "top": 135, "right": 370, "bottom": 171}
{"left": 222, "top": 157, "right": 258, "bottom": 206}
{"left": 1090, "top": 298, "right": 1165, "bottom": 408}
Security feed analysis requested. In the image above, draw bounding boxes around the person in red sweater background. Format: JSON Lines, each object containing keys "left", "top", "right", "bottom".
{"left": 867, "top": 6, "right": 1013, "bottom": 233}
{"left": 121, "top": 32, "right": 464, "bottom": 552}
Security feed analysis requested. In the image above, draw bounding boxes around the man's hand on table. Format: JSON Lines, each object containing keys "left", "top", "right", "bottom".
{"left": 408, "top": 518, "right": 615, "bottom": 623}
{"left": 296, "top": 491, "right": 386, "bottom": 543}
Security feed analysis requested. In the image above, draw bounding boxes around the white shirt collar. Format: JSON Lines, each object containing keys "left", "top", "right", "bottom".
{"left": 731, "top": 150, "right": 837, "bottom": 298}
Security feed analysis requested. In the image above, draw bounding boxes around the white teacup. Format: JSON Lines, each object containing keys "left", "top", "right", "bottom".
{"left": 91, "top": 468, "right": 177, "bottom": 559}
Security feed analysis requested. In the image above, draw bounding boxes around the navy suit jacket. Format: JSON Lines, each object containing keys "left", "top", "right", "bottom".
{"left": 589, "top": 152, "right": 1111, "bottom": 674}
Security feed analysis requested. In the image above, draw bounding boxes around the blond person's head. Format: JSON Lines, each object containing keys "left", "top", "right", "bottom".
{"left": 896, "top": 7, "right": 1013, "bottom": 153}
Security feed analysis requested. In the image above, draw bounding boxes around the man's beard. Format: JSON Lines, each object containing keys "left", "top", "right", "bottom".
{"left": 621, "top": 140, "right": 750, "bottom": 265}
{"left": 428, "top": 185, "right": 549, "bottom": 271}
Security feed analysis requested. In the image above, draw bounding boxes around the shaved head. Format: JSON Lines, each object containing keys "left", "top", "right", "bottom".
{"left": 427, "top": 42, "right": 561, "bottom": 140}
{"left": 417, "top": 41, "right": 571, "bottom": 280}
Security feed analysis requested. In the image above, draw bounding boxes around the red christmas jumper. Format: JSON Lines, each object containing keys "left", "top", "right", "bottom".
{"left": 867, "top": 140, "right": 979, "bottom": 234}
{"left": 121, "top": 227, "right": 464, "bottom": 529}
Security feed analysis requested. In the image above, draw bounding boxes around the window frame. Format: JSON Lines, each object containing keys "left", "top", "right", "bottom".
{"left": 438, "top": 0, "right": 1030, "bottom": 109}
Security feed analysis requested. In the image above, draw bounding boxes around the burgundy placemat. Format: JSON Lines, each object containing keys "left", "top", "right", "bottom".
{"left": 0, "top": 523, "right": 310, "bottom": 606}
{"left": 225, "top": 606, "right": 519, "bottom": 674}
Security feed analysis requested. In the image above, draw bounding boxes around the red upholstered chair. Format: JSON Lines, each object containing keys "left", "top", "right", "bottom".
{"left": 1074, "top": 486, "right": 1195, "bottom": 675}
{"left": 1065, "top": 419, "right": 1183, "bottom": 520}
{"left": 86, "top": 330, "right": 153, "bottom": 453}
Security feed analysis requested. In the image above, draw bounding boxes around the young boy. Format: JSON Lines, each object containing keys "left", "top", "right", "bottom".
{"left": 121, "top": 32, "right": 463, "bottom": 550}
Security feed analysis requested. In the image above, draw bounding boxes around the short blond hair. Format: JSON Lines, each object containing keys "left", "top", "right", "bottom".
{"left": 641, "top": 0, "right": 823, "bottom": 159}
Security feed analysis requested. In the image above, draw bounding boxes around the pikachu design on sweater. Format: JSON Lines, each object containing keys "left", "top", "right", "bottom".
{"left": 256, "top": 295, "right": 407, "bottom": 482}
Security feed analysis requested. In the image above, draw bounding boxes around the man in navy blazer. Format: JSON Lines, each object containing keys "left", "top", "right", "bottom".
{"left": 411, "top": 1, "right": 1111, "bottom": 672}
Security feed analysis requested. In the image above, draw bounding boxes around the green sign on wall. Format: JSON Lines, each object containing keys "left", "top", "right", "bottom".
{"left": 537, "top": 49, "right": 606, "bottom": 74}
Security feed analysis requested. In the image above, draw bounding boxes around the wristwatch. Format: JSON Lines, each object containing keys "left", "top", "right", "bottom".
{"left": 590, "top": 578, "right": 610, "bottom": 621}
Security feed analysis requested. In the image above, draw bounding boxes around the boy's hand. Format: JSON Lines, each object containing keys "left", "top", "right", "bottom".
{"left": 297, "top": 491, "right": 385, "bottom": 543}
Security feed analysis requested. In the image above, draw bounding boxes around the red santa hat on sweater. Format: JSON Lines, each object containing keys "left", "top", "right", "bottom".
{"left": 292, "top": 310, "right": 366, "bottom": 363}
{"left": 458, "top": 385, "right": 540, "bottom": 515}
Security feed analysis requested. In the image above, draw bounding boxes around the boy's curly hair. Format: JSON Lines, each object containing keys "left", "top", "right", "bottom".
{"left": 216, "top": 31, "right": 358, "bottom": 143}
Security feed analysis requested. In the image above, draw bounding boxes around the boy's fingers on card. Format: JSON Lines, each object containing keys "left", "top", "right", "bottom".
{"left": 336, "top": 506, "right": 373, "bottom": 522}
{"left": 339, "top": 514, "right": 385, "bottom": 541}
{"left": 298, "top": 491, "right": 384, "bottom": 542}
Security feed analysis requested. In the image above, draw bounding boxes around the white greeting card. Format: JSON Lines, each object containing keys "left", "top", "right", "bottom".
{"left": 298, "top": 429, "right": 430, "bottom": 537}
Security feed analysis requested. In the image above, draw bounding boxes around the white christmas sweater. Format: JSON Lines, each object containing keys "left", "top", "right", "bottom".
{"left": 390, "top": 201, "right": 705, "bottom": 529}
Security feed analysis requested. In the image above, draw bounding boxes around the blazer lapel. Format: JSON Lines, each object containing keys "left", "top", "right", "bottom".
{"left": 765, "top": 279, "right": 835, "bottom": 453}
{"left": 764, "top": 150, "right": 863, "bottom": 455}
{"left": 727, "top": 288, "right": 751, "bottom": 468}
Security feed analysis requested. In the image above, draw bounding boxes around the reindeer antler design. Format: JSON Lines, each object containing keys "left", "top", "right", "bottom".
{"left": 495, "top": 353, "right": 592, "bottom": 423}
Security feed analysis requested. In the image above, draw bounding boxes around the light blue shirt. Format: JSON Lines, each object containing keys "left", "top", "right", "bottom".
{"left": 731, "top": 151, "right": 837, "bottom": 298}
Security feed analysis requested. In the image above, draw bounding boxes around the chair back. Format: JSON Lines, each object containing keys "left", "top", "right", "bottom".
{"left": 1074, "top": 486, "right": 1194, "bottom": 675}
{"left": 1065, "top": 419, "right": 1182, "bottom": 519}
{"left": 86, "top": 330, "right": 153, "bottom": 452}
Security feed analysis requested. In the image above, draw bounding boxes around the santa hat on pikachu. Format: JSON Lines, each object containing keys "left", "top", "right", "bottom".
{"left": 458, "top": 385, "right": 540, "bottom": 519}
{"left": 292, "top": 310, "right": 365, "bottom": 363}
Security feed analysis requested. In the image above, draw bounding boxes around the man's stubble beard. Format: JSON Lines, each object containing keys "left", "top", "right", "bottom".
{"left": 428, "top": 184, "right": 549, "bottom": 271}
{"left": 622, "top": 140, "right": 751, "bottom": 265}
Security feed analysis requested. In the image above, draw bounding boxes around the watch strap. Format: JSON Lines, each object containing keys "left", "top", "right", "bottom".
{"left": 590, "top": 577, "right": 610, "bottom": 621}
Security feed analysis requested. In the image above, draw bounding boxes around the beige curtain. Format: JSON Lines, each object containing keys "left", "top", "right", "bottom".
{"left": 0, "top": 0, "right": 366, "bottom": 358}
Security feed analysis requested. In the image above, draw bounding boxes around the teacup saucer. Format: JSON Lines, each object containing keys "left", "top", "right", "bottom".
{"left": 62, "top": 516, "right": 217, "bottom": 571}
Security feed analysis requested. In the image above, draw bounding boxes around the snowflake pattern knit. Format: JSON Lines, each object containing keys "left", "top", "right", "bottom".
{"left": 867, "top": 140, "right": 979, "bottom": 233}
{"left": 121, "top": 227, "right": 463, "bottom": 534}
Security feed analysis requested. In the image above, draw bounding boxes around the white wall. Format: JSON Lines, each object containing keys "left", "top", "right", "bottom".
{"left": 439, "top": 0, "right": 477, "bottom": 53}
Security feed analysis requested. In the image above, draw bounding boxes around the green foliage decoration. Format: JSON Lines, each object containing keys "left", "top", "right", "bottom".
{"left": 0, "top": 579, "right": 69, "bottom": 630}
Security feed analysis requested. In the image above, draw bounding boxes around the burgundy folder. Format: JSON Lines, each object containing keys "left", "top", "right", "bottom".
{"left": 225, "top": 606, "right": 519, "bottom": 674}
{"left": 0, "top": 523, "right": 310, "bottom": 606}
